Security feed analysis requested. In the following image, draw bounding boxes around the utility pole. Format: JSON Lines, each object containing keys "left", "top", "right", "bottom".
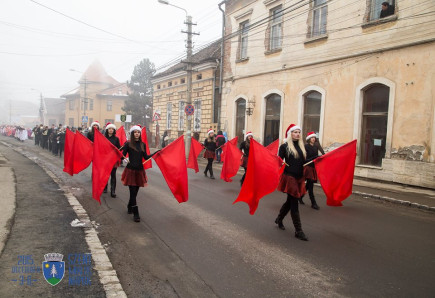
{"left": 39, "top": 93, "right": 44, "bottom": 125}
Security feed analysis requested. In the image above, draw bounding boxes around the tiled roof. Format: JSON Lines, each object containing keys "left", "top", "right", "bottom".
{"left": 153, "top": 39, "right": 221, "bottom": 79}
{"left": 98, "top": 82, "right": 131, "bottom": 96}
{"left": 80, "top": 59, "right": 120, "bottom": 85}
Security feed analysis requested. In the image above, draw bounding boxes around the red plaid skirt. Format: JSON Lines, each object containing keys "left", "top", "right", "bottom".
{"left": 121, "top": 167, "right": 147, "bottom": 187}
{"left": 203, "top": 150, "right": 215, "bottom": 159}
{"left": 277, "top": 174, "right": 306, "bottom": 198}
{"left": 241, "top": 156, "right": 248, "bottom": 168}
{"left": 304, "top": 166, "right": 317, "bottom": 181}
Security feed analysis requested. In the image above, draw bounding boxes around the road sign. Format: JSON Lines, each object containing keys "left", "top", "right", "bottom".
{"left": 185, "top": 104, "right": 194, "bottom": 116}
{"left": 152, "top": 112, "right": 161, "bottom": 122}
{"left": 81, "top": 116, "right": 88, "bottom": 123}
{"left": 120, "top": 114, "right": 126, "bottom": 122}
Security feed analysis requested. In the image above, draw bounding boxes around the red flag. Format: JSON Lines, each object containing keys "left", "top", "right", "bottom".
{"left": 63, "top": 128, "right": 75, "bottom": 176}
{"left": 187, "top": 138, "right": 204, "bottom": 173}
{"left": 314, "top": 140, "right": 357, "bottom": 207}
{"left": 116, "top": 126, "right": 127, "bottom": 147}
{"left": 220, "top": 138, "right": 242, "bottom": 182}
{"left": 72, "top": 131, "right": 93, "bottom": 174}
{"left": 233, "top": 139, "right": 284, "bottom": 215}
{"left": 141, "top": 127, "right": 152, "bottom": 170}
{"left": 153, "top": 136, "right": 188, "bottom": 203}
{"left": 92, "top": 130, "right": 123, "bottom": 203}
{"left": 266, "top": 139, "right": 279, "bottom": 155}
{"left": 220, "top": 136, "right": 238, "bottom": 164}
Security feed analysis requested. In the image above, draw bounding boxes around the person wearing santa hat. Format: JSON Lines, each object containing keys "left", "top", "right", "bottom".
{"left": 87, "top": 121, "right": 100, "bottom": 142}
{"left": 121, "top": 125, "right": 159, "bottom": 222}
{"left": 203, "top": 129, "right": 217, "bottom": 179}
{"left": 275, "top": 124, "right": 309, "bottom": 241}
{"left": 301, "top": 131, "right": 323, "bottom": 209}
{"left": 239, "top": 131, "right": 253, "bottom": 186}
{"left": 103, "top": 123, "right": 121, "bottom": 198}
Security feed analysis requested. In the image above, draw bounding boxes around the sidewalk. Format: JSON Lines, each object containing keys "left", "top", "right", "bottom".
{"left": 195, "top": 158, "right": 435, "bottom": 211}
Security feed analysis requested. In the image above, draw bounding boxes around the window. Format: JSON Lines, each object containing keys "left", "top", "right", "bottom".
{"left": 166, "top": 102, "right": 172, "bottom": 130}
{"left": 69, "top": 99, "right": 74, "bottom": 110}
{"left": 369, "top": 0, "right": 395, "bottom": 21}
{"left": 157, "top": 84, "right": 161, "bottom": 89}
{"left": 239, "top": 21, "right": 249, "bottom": 60}
{"left": 311, "top": 0, "right": 327, "bottom": 37}
{"left": 193, "top": 100, "right": 201, "bottom": 132}
{"left": 168, "top": 81, "right": 173, "bottom": 87}
{"left": 68, "top": 118, "right": 74, "bottom": 127}
{"left": 235, "top": 98, "right": 246, "bottom": 145}
{"left": 196, "top": 74, "right": 202, "bottom": 80}
{"left": 178, "top": 101, "right": 185, "bottom": 131}
{"left": 107, "top": 100, "right": 112, "bottom": 111}
{"left": 269, "top": 6, "right": 283, "bottom": 51}
{"left": 303, "top": 91, "right": 321, "bottom": 137}
{"left": 264, "top": 94, "right": 281, "bottom": 146}
{"left": 180, "top": 78, "right": 185, "bottom": 84}
{"left": 89, "top": 98, "right": 94, "bottom": 111}
{"left": 361, "top": 84, "right": 389, "bottom": 166}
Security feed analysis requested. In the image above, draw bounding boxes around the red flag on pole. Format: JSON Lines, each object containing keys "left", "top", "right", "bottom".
{"left": 266, "top": 139, "right": 279, "bottom": 155}
{"left": 220, "top": 138, "right": 242, "bottom": 182}
{"left": 63, "top": 128, "right": 75, "bottom": 176}
{"left": 92, "top": 130, "right": 124, "bottom": 204}
{"left": 220, "top": 136, "right": 238, "bottom": 164}
{"left": 233, "top": 139, "right": 284, "bottom": 215}
{"left": 153, "top": 136, "right": 188, "bottom": 203}
{"left": 116, "top": 126, "right": 127, "bottom": 147}
{"left": 187, "top": 138, "right": 204, "bottom": 173}
{"left": 314, "top": 140, "right": 357, "bottom": 206}
{"left": 141, "top": 127, "right": 152, "bottom": 169}
{"left": 72, "top": 131, "right": 93, "bottom": 174}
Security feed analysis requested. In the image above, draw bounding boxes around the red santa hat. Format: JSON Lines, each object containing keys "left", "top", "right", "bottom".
{"left": 105, "top": 122, "right": 116, "bottom": 131}
{"left": 306, "top": 131, "right": 317, "bottom": 140}
{"left": 285, "top": 124, "right": 301, "bottom": 138}
{"left": 245, "top": 131, "right": 253, "bottom": 139}
{"left": 207, "top": 129, "right": 214, "bottom": 135}
{"left": 90, "top": 121, "right": 100, "bottom": 128}
{"left": 129, "top": 124, "right": 142, "bottom": 134}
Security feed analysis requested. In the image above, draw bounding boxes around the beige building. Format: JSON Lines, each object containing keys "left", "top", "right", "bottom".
{"left": 151, "top": 41, "right": 221, "bottom": 145}
{"left": 221, "top": 0, "right": 435, "bottom": 188}
{"left": 62, "top": 60, "right": 130, "bottom": 128}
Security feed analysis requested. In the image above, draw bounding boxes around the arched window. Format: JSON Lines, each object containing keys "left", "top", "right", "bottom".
{"left": 264, "top": 94, "right": 281, "bottom": 146}
{"left": 235, "top": 98, "right": 246, "bottom": 144}
{"left": 303, "top": 91, "right": 321, "bottom": 138}
{"left": 361, "top": 83, "right": 389, "bottom": 166}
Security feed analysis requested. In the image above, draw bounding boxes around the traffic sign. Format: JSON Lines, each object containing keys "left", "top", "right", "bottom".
{"left": 152, "top": 112, "right": 161, "bottom": 122}
{"left": 120, "top": 114, "right": 126, "bottom": 122}
{"left": 185, "top": 104, "right": 194, "bottom": 116}
{"left": 81, "top": 116, "right": 88, "bottom": 123}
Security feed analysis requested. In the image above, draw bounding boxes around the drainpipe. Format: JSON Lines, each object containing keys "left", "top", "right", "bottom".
{"left": 218, "top": 1, "right": 226, "bottom": 95}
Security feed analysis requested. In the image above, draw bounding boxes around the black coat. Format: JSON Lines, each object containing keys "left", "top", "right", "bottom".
{"left": 279, "top": 142, "right": 305, "bottom": 179}
{"left": 240, "top": 141, "right": 250, "bottom": 157}
{"left": 122, "top": 141, "right": 154, "bottom": 171}
{"left": 105, "top": 134, "right": 121, "bottom": 149}
{"left": 204, "top": 138, "right": 217, "bottom": 152}
{"left": 305, "top": 143, "right": 319, "bottom": 168}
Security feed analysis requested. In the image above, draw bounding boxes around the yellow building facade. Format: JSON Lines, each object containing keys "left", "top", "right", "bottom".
{"left": 221, "top": 0, "right": 435, "bottom": 188}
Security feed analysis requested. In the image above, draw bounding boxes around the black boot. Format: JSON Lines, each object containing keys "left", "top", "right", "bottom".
{"left": 275, "top": 202, "right": 290, "bottom": 230}
{"left": 132, "top": 206, "right": 140, "bottom": 222}
{"left": 103, "top": 184, "right": 108, "bottom": 193}
{"left": 298, "top": 196, "right": 305, "bottom": 205}
{"left": 127, "top": 204, "right": 132, "bottom": 214}
{"left": 110, "top": 189, "right": 116, "bottom": 198}
{"left": 110, "top": 180, "right": 116, "bottom": 198}
{"left": 209, "top": 168, "right": 215, "bottom": 179}
{"left": 275, "top": 216, "right": 285, "bottom": 230}
{"left": 204, "top": 168, "right": 208, "bottom": 177}
{"left": 309, "top": 191, "right": 319, "bottom": 210}
{"left": 291, "top": 212, "right": 308, "bottom": 241}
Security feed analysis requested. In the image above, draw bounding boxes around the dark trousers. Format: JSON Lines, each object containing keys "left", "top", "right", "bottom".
{"left": 204, "top": 158, "right": 214, "bottom": 176}
{"left": 216, "top": 148, "right": 223, "bottom": 162}
{"left": 128, "top": 185, "right": 140, "bottom": 207}
{"left": 42, "top": 136, "right": 48, "bottom": 149}
{"left": 277, "top": 194, "right": 302, "bottom": 232}
{"left": 241, "top": 166, "right": 247, "bottom": 185}
{"left": 104, "top": 168, "right": 117, "bottom": 192}
{"left": 58, "top": 142, "right": 64, "bottom": 157}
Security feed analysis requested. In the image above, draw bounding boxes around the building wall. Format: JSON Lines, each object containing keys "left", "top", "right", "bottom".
{"left": 221, "top": 0, "right": 435, "bottom": 188}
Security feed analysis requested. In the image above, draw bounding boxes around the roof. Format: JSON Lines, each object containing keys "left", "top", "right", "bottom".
{"left": 44, "top": 98, "right": 65, "bottom": 115}
{"left": 61, "top": 87, "right": 80, "bottom": 97}
{"left": 153, "top": 39, "right": 221, "bottom": 79}
{"left": 98, "top": 82, "right": 131, "bottom": 97}
{"left": 80, "top": 59, "right": 120, "bottom": 85}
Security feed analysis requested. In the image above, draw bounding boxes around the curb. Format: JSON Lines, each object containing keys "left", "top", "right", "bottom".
{"left": 12, "top": 146, "right": 127, "bottom": 298}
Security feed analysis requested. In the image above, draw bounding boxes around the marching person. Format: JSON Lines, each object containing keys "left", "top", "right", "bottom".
{"left": 104, "top": 123, "right": 121, "bottom": 198}
{"left": 121, "top": 125, "right": 158, "bottom": 222}
{"left": 301, "top": 131, "right": 322, "bottom": 209}
{"left": 203, "top": 129, "right": 217, "bottom": 179}
{"left": 275, "top": 124, "right": 308, "bottom": 241}
{"left": 239, "top": 131, "right": 253, "bottom": 186}
{"left": 215, "top": 130, "right": 226, "bottom": 163}
{"left": 87, "top": 121, "right": 100, "bottom": 142}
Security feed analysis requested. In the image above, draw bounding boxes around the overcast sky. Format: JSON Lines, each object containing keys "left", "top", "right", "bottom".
{"left": 0, "top": 0, "right": 223, "bottom": 107}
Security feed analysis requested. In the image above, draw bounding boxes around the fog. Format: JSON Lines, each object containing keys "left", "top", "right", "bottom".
{"left": 0, "top": 0, "right": 222, "bottom": 123}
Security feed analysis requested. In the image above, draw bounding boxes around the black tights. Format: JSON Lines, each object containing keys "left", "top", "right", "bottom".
{"left": 204, "top": 158, "right": 214, "bottom": 176}
{"left": 128, "top": 186, "right": 140, "bottom": 207}
{"left": 278, "top": 194, "right": 302, "bottom": 231}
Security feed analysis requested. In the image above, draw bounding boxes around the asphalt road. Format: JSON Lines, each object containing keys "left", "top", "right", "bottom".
{"left": 2, "top": 136, "right": 435, "bottom": 297}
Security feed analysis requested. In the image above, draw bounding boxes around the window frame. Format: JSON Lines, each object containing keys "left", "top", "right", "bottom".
{"left": 178, "top": 101, "right": 185, "bottom": 131}
{"left": 269, "top": 5, "right": 283, "bottom": 51}
{"left": 166, "top": 102, "right": 172, "bottom": 130}
{"left": 106, "top": 99, "right": 112, "bottom": 111}
{"left": 238, "top": 20, "right": 249, "bottom": 60}
{"left": 311, "top": 0, "right": 327, "bottom": 37}
{"left": 193, "top": 99, "right": 201, "bottom": 132}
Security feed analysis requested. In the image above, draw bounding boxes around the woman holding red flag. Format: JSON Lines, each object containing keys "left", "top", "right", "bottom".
{"left": 301, "top": 131, "right": 322, "bottom": 209}
{"left": 103, "top": 123, "right": 121, "bottom": 198}
{"left": 121, "top": 125, "right": 158, "bottom": 222}
{"left": 239, "top": 131, "right": 253, "bottom": 186}
{"left": 275, "top": 124, "right": 309, "bottom": 241}
{"left": 203, "top": 129, "right": 217, "bottom": 179}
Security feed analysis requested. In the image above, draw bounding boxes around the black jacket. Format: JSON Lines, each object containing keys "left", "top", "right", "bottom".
{"left": 279, "top": 142, "right": 306, "bottom": 179}
{"left": 216, "top": 135, "right": 226, "bottom": 147}
{"left": 105, "top": 134, "right": 121, "bottom": 149}
{"left": 122, "top": 141, "right": 154, "bottom": 171}
{"left": 240, "top": 141, "right": 250, "bottom": 157}
{"left": 305, "top": 143, "right": 319, "bottom": 168}
{"left": 204, "top": 138, "right": 217, "bottom": 152}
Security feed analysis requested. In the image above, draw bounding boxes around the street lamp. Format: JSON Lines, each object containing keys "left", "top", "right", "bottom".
{"left": 158, "top": 0, "right": 197, "bottom": 157}
{"left": 31, "top": 88, "right": 45, "bottom": 125}
{"left": 70, "top": 69, "right": 88, "bottom": 127}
